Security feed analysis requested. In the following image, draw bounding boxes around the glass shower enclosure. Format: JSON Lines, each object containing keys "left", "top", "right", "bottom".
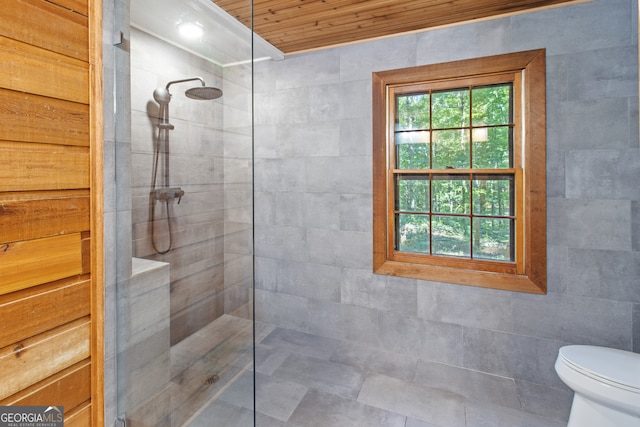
{"left": 113, "top": 0, "right": 282, "bottom": 425}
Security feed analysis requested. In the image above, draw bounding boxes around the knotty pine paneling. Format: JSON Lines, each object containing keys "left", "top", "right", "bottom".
{"left": 0, "top": 317, "right": 91, "bottom": 400}
{"left": 0, "top": 191, "right": 90, "bottom": 243}
{"left": 0, "top": 0, "right": 88, "bottom": 61}
{"left": 0, "top": 88, "right": 90, "bottom": 146}
{"left": 0, "top": 36, "right": 88, "bottom": 104}
{"left": 0, "top": 142, "right": 89, "bottom": 192}
{"left": 214, "top": 0, "right": 585, "bottom": 53}
{"left": 0, "top": 233, "right": 83, "bottom": 296}
{"left": 0, "top": 278, "right": 90, "bottom": 349}
{"left": 1, "top": 360, "right": 91, "bottom": 413}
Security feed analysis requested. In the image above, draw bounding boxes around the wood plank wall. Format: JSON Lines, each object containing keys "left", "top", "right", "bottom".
{"left": 0, "top": 0, "right": 103, "bottom": 426}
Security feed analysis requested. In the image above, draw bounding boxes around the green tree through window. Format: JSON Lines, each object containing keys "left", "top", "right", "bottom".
{"left": 393, "top": 83, "right": 514, "bottom": 261}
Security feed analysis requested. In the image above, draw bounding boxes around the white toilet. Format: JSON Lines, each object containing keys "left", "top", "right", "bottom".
{"left": 555, "top": 345, "right": 640, "bottom": 427}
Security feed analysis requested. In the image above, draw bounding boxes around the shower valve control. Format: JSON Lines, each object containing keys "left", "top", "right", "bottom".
{"left": 153, "top": 187, "right": 185, "bottom": 204}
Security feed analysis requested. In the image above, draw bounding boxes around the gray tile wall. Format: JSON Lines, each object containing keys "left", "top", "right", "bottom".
{"left": 221, "top": 61, "right": 254, "bottom": 320}
{"left": 129, "top": 28, "right": 229, "bottom": 345}
{"left": 127, "top": 28, "right": 254, "bottom": 342}
{"left": 254, "top": 0, "right": 639, "bottom": 421}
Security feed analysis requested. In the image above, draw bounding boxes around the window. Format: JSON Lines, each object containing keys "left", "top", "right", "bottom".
{"left": 372, "top": 49, "right": 546, "bottom": 294}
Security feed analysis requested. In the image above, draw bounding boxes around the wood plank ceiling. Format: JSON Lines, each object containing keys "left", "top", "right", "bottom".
{"left": 213, "top": 0, "right": 586, "bottom": 54}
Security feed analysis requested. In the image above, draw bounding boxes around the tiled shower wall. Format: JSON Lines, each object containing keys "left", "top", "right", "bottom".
{"left": 129, "top": 28, "right": 253, "bottom": 345}
{"left": 253, "top": 0, "right": 640, "bottom": 421}
{"left": 129, "top": 28, "right": 225, "bottom": 345}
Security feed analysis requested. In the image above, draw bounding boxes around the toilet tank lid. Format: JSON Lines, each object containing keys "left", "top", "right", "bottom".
{"left": 559, "top": 345, "right": 640, "bottom": 390}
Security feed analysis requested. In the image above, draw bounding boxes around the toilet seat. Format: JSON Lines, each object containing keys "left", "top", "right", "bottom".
{"left": 558, "top": 345, "right": 640, "bottom": 393}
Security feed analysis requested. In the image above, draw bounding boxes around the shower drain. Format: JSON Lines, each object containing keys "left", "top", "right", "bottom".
{"left": 204, "top": 374, "right": 220, "bottom": 385}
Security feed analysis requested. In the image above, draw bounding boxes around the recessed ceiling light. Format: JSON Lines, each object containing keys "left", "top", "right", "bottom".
{"left": 177, "top": 21, "right": 203, "bottom": 39}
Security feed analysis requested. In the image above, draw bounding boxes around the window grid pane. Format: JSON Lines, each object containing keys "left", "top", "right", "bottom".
{"left": 432, "top": 215, "right": 470, "bottom": 258}
{"left": 472, "top": 126, "right": 512, "bottom": 169}
{"left": 472, "top": 217, "right": 515, "bottom": 262}
{"left": 472, "top": 175, "right": 514, "bottom": 216}
{"left": 431, "top": 89, "right": 470, "bottom": 129}
{"left": 395, "top": 175, "right": 430, "bottom": 212}
{"left": 396, "top": 131, "right": 430, "bottom": 169}
{"left": 396, "top": 93, "right": 430, "bottom": 131}
{"left": 432, "top": 129, "right": 470, "bottom": 169}
{"left": 395, "top": 213, "right": 430, "bottom": 254}
{"left": 432, "top": 174, "right": 470, "bottom": 214}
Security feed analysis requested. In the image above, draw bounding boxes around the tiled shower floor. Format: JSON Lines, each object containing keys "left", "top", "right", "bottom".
{"left": 182, "top": 320, "right": 569, "bottom": 427}
{"left": 168, "top": 315, "right": 255, "bottom": 426}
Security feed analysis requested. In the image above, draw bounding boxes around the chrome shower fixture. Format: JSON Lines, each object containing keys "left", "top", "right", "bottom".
{"left": 153, "top": 76, "right": 222, "bottom": 105}
{"left": 149, "top": 76, "right": 222, "bottom": 255}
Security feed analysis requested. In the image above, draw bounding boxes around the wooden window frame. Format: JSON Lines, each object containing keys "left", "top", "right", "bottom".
{"left": 372, "top": 49, "right": 546, "bottom": 294}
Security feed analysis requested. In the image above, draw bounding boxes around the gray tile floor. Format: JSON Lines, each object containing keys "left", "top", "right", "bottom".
{"left": 187, "top": 324, "right": 569, "bottom": 427}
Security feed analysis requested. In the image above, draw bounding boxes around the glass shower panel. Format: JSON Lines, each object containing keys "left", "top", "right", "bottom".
{"left": 113, "top": 0, "right": 278, "bottom": 424}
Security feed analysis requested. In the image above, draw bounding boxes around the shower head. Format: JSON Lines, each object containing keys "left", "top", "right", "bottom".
{"left": 153, "top": 77, "right": 222, "bottom": 105}
{"left": 185, "top": 86, "right": 222, "bottom": 100}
